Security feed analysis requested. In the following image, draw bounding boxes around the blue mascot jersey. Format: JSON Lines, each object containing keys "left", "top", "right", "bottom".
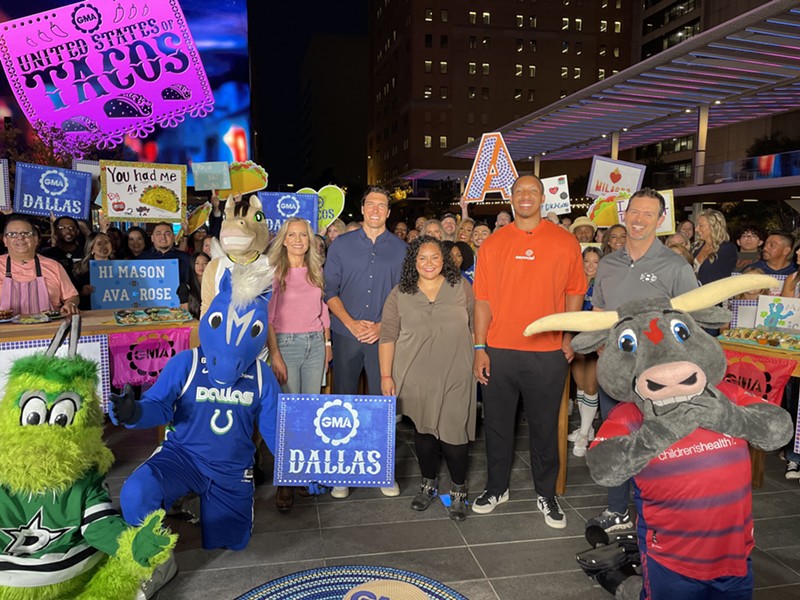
{"left": 133, "top": 348, "right": 279, "bottom": 482}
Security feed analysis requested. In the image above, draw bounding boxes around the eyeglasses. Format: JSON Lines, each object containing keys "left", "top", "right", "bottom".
{"left": 4, "top": 231, "right": 36, "bottom": 239}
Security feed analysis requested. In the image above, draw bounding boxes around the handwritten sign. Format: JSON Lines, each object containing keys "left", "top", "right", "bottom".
{"left": 101, "top": 160, "right": 186, "bottom": 223}
{"left": 274, "top": 394, "right": 396, "bottom": 488}
{"left": 192, "top": 162, "right": 231, "bottom": 192}
{"left": 463, "top": 133, "right": 519, "bottom": 202}
{"left": 298, "top": 185, "right": 346, "bottom": 230}
{"left": 89, "top": 259, "right": 180, "bottom": 309}
{"left": 13, "top": 162, "right": 92, "bottom": 220}
{"left": 756, "top": 295, "right": 800, "bottom": 330}
{"left": 0, "top": 0, "right": 214, "bottom": 149}
{"left": 540, "top": 174, "right": 571, "bottom": 216}
{"left": 257, "top": 191, "right": 319, "bottom": 236}
{"left": 0, "top": 159, "right": 9, "bottom": 211}
{"left": 586, "top": 156, "right": 646, "bottom": 199}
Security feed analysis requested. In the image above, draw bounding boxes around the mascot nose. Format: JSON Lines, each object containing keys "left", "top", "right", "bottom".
{"left": 635, "top": 361, "right": 707, "bottom": 402}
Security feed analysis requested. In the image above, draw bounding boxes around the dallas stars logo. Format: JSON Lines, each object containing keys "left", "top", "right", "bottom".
{"left": 1, "top": 508, "right": 72, "bottom": 556}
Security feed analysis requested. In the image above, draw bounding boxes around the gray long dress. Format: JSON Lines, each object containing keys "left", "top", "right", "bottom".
{"left": 380, "top": 279, "right": 477, "bottom": 445}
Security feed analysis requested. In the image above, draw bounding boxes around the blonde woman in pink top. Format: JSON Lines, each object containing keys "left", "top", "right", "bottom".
{"left": 266, "top": 217, "right": 331, "bottom": 512}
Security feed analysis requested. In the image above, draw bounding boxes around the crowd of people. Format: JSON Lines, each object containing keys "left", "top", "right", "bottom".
{"left": 2, "top": 179, "right": 798, "bottom": 538}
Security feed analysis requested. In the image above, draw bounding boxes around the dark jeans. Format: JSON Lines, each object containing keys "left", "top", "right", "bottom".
{"left": 598, "top": 385, "right": 631, "bottom": 514}
{"left": 482, "top": 347, "right": 568, "bottom": 499}
{"left": 331, "top": 332, "right": 380, "bottom": 396}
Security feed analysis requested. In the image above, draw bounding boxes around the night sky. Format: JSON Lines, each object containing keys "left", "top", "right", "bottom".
{"left": 249, "top": 1, "right": 368, "bottom": 186}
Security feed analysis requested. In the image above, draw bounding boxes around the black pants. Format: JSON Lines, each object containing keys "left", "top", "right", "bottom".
{"left": 331, "top": 332, "right": 381, "bottom": 396}
{"left": 482, "top": 347, "right": 568, "bottom": 499}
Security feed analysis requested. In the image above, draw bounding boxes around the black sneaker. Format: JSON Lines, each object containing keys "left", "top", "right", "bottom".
{"left": 785, "top": 461, "right": 800, "bottom": 480}
{"left": 537, "top": 495, "right": 566, "bottom": 529}
{"left": 471, "top": 489, "right": 509, "bottom": 514}
{"left": 587, "top": 509, "right": 634, "bottom": 533}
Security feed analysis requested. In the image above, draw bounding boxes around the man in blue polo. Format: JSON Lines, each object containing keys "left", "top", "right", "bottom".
{"left": 324, "top": 185, "right": 407, "bottom": 499}
{"left": 587, "top": 188, "right": 698, "bottom": 537}
{"left": 747, "top": 231, "right": 796, "bottom": 276}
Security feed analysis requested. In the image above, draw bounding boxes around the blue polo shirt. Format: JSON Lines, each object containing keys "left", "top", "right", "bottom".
{"left": 324, "top": 228, "right": 407, "bottom": 339}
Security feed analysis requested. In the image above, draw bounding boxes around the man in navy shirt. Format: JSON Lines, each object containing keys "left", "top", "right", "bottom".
{"left": 324, "top": 186, "right": 406, "bottom": 498}
{"left": 747, "top": 231, "right": 797, "bottom": 276}
{"left": 140, "top": 222, "right": 191, "bottom": 306}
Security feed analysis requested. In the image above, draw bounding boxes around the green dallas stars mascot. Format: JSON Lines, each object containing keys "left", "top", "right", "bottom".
{"left": 0, "top": 316, "right": 176, "bottom": 600}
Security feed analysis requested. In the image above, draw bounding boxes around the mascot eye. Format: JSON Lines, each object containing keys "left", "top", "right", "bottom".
{"left": 254, "top": 211, "right": 265, "bottom": 222}
{"left": 670, "top": 319, "right": 691, "bottom": 343}
{"left": 49, "top": 394, "right": 80, "bottom": 427}
{"left": 20, "top": 393, "right": 48, "bottom": 426}
{"left": 209, "top": 311, "right": 223, "bottom": 329}
{"left": 617, "top": 328, "right": 638, "bottom": 353}
{"left": 250, "top": 320, "right": 264, "bottom": 338}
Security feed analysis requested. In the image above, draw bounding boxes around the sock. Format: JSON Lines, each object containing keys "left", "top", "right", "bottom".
{"left": 579, "top": 393, "right": 599, "bottom": 437}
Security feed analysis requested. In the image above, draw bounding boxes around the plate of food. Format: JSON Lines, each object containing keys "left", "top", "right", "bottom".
{"left": 12, "top": 313, "right": 51, "bottom": 324}
{"left": 43, "top": 310, "right": 64, "bottom": 320}
{"left": 0, "top": 309, "right": 13, "bottom": 323}
{"left": 114, "top": 307, "right": 193, "bottom": 326}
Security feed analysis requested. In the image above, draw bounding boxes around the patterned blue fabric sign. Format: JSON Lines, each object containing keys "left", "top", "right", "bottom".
{"left": 275, "top": 394, "right": 396, "bottom": 487}
{"left": 257, "top": 192, "right": 319, "bottom": 235}
{"left": 13, "top": 162, "right": 92, "bottom": 219}
{"left": 89, "top": 259, "right": 180, "bottom": 309}
{"left": 192, "top": 162, "right": 231, "bottom": 191}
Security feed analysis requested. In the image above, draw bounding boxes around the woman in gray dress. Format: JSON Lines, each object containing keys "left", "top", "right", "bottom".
{"left": 379, "top": 236, "right": 476, "bottom": 521}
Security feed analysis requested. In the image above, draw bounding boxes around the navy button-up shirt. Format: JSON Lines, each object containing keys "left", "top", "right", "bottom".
{"left": 324, "top": 227, "right": 407, "bottom": 339}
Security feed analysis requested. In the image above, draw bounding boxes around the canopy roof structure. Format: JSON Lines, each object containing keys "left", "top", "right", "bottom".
{"left": 446, "top": 0, "right": 800, "bottom": 163}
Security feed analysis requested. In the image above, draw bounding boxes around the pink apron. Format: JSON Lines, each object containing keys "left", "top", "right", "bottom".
{"left": 1, "top": 256, "right": 54, "bottom": 314}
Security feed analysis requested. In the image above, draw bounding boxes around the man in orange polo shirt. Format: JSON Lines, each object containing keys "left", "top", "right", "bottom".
{"left": 472, "top": 175, "right": 585, "bottom": 529}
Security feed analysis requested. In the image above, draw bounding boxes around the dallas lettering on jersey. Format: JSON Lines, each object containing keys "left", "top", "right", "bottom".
{"left": 287, "top": 449, "right": 382, "bottom": 476}
{"left": 196, "top": 386, "right": 254, "bottom": 406}
{"left": 657, "top": 435, "right": 735, "bottom": 461}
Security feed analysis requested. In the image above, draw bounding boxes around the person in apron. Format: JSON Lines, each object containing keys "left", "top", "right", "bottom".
{"left": 0, "top": 216, "right": 79, "bottom": 316}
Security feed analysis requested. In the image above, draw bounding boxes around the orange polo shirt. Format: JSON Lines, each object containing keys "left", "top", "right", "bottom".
{"left": 473, "top": 220, "right": 586, "bottom": 352}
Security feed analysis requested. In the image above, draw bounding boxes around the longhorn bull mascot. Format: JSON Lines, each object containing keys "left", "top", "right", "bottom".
{"left": 525, "top": 274, "right": 794, "bottom": 600}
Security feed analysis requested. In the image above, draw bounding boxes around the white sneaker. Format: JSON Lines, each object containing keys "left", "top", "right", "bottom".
{"left": 567, "top": 427, "right": 594, "bottom": 443}
{"left": 573, "top": 433, "right": 589, "bottom": 457}
{"left": 380, "top": 481, "right": 401, "bottom": 497}
{"left": 331, "top": 486, "right": 350, "bottom": 498}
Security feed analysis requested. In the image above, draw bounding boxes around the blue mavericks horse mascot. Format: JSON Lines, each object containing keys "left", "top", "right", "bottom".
{"left": 111, "top": 263, "right": 280, "bottom": 552}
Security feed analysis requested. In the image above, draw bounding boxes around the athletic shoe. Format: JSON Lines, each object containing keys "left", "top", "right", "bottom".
{"left": 331, "top": 486, "right": 350, "bottom": 499}
{"left": 567, "top": 427, "right": 595, "bottom": 443}
{"left": 471, "top": 489, "right": 509, "bottom": 514}
{"left": 380, "top": 481, "right": 401, "bottom": 497}
{"left": 537, "top": 495, "right": 566, "bottom": 529}
{"left": 587, "top": 509, "right": 634, "bottom": 533}
{"left": 785, "top": 461, "right": 800, "bottom": 480}
{"left": 573, "top": 433, "right": 589, "bottom": 457}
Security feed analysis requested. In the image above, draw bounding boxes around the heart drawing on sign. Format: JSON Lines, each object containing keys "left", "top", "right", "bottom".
{"left": 549, "top": 187, "right": 559, "bottom": 195}
{"left": 609, "top": 168, "right": 622, "bottom": 184}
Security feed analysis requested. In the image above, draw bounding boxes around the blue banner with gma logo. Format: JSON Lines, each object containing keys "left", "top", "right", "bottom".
{"left": 257, "top": 191, "right": 319, "bottom": 236}
{"left": 274, "top": 394, "right": 396, "bottom": 488}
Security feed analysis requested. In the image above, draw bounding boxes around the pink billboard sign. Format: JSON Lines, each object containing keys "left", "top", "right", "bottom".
{"left": 0, "top": 0, "right": 214, "bottom": 148}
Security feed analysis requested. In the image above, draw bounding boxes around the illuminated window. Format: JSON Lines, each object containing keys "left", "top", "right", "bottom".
{"left": 424, "top": 86, "right": 432, "bottom": 98}
{"left": 616, "top": 0, "right": 622, "bottom": 7}
{"left": 439, "top": 136, "right": 447, "bottom": 149}
{"left": 516, "top": 14, "right": 524, "bottom": 27}
{"left": 440, "top": 61, "right": 448, "bottom": 73}
{"left": 424, "top": 60, "right": 432, "bottom": 73}
{"left": 482, "top": 37, "right": 491, "bottom": 49}
{"left": 561, "top": 66, "right": 568, "bottom": 78}
{"left": 576, "top": 42, "right": 583, "bottom": 55}
{"left": 425, "top": 8, "right": 433, "bottom": 21}
{"left": 530, "top": 39, "right": 537, "bottom": 52}
{"left": 440, "top": 86, "right": 448, "bottom": 99}
{"left": 562, "top": 18, "right": 569, "bottom": 30}
{"left": 529, "top": 64, "right": 536, "bottom": 77}
{"left": 560, "top": 90, "right": 568, "bottom": 98}
{"left": 424, "top": 135, "right": 432, "bottom": 148}
{"left": 482, "top": 87, "right": 490, "bottom": 100}
{"left": 601, "top": 0, "right": 608, "bottom": 7}
{"left": 468, "top": 62, "right": 476, "bottom": 75}
{"left": 441, "top": 9, "right": 448, "bottom": 22}
{"left": 529, "top": 15, "right": 537, "bottom": 27}
{"left": 598, "top": 68, "right": 606, "bottom": 80}
{"left": 515, "top": 64, "right": 523, "bottom": 76}
{"left": 600, "top": 20, "right": 608, "bottom": 32}
{"left": 527, "top": 89, "right": 536, "bottom": 102}
{"left": 562, "top": 41, "right": 569, "bottom": 54}
{"left": 614, "top": 21, "right": 621, "bottom": 33}
{"left": 468, "top": 87, "right": 477, "bottom": 99}
{"left": 469, "top": 11, "right": 476, "bottom": 24}
{"left": 517, "top": 38, "right": 524, "bottom": 52}
{"left": 599, "top": 44, "right": 607, "bottom": 56}
{"left": 482, "top": 12, "right": 491, "bottom": 25}
{"left": 467, "top": 136, "right": 475, "bottom": 143}
{"left": 514, "top": 88, "right": 522, "bottom": 101}
{"left": 573, "top": 67, "right": 581, "bottom": 79}
{"left": 482, "top": 62, "right": 490, "bottom": 75}
{"left": 613, "top": 46, "right": 620, "bottom": 57}
{"left": 575, "top": 18, "right": 582, "bottom": 31}
{"left": 469, "top": 36, "right": 477, "bottom": 49}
